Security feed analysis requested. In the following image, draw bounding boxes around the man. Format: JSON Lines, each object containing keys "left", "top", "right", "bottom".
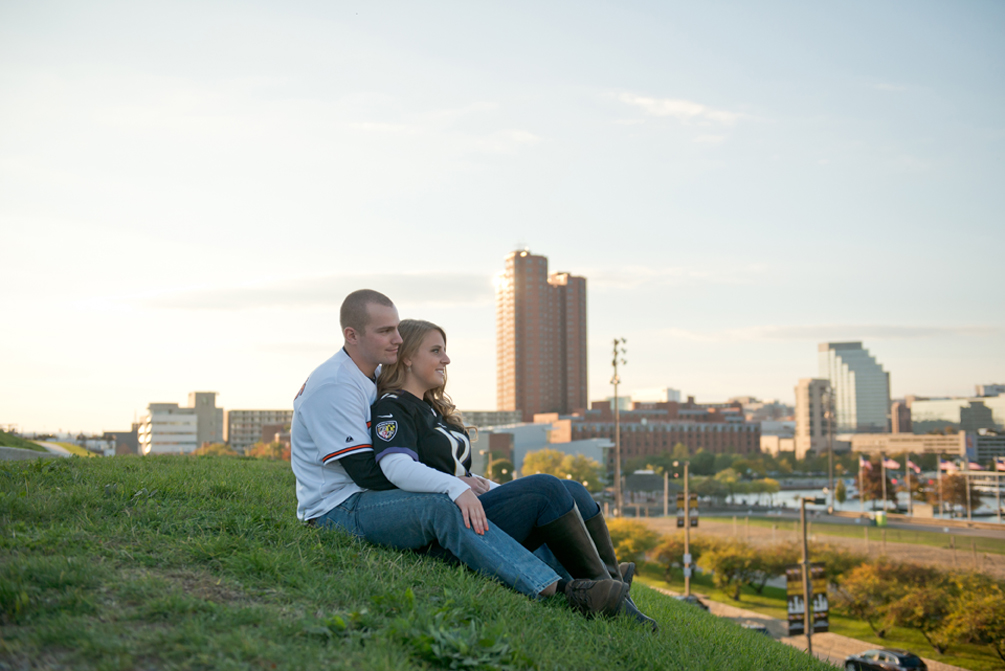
{"left": 290, "top": 289, "right": 629, "bottom": 616}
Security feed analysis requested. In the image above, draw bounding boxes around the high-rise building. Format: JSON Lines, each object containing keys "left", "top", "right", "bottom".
{"left": 818, "top": 342, "right": 890, "bottom": 433}
{"left": 794, "top": 378, "right": 831, "bottom": 454}
{"left": 189, "top": 392, "right": 224, "bottom": 446}
{"left": 496, "top": 250, "right": 587, "bottom": 422}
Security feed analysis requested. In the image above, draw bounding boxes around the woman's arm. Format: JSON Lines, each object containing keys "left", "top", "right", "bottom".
{"left": 379, "top": 453, "right": 470, "bottom": 500}
{"left": 379, "top": 454, "right": 487, "bottom": 534}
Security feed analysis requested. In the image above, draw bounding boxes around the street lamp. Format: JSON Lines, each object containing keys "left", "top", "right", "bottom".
{"left": 611, "top": 338, "right": 627, "bottom": 516}
{"left": 800, "top": 495, "right": 826, "bottom": 657}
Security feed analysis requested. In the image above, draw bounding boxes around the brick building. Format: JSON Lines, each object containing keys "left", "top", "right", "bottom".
{"left": 496, "top": 249, "right": 587, "bottom": 421}
{"left": 569, "top": 396, "right": 761, "bottom": 469}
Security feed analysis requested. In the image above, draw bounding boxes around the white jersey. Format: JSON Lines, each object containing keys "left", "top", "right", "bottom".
{"left": 291, "top": 348, "right": 379, "bottom": 521}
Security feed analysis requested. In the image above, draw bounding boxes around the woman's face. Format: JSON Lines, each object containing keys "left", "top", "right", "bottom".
{"left": 405, "top": 329, "right": 450, "bottom": 392}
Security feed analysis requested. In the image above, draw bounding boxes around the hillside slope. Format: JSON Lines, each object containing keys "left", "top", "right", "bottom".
{"left": 0, "top": 456, "right": 831, "bottom": 670}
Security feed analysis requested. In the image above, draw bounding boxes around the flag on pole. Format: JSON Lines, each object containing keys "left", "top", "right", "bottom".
{"left": 996, "top": 457, "right": 1005, "bottom": 472}
{"left": 939, "top": 459, "right": 957, "bottom": 473}
{"left": 883, "top": 458, "right": 900, "bottom": 469}
{"left": 906, "top": 459, "right": 921, "bottom": 474}
{"left": 859, "top": 455, "right": 872, "bottom": 470}
{"left": 968, "top": 461, "right": 984, "bottom": 471}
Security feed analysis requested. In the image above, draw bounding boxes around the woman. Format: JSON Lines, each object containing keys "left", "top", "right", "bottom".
{"left": 370, "top": 319, "right": 656, "bottom": 629}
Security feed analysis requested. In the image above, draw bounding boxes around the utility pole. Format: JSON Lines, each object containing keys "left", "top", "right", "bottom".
{"left": 611, "top": 338, "right": 627, "bottom": 516}
{"left": 684, "top": 461, "right": 692, "bottom": 597}
{"left": 663, "top": 469, "right": 669, "bottom": 517}
{"left": 800, "top": 495, "right": 824, "bottom": 657}
{"left": 881, "top": 454, "right": 888, "bottom": 513}
{"left": 827, "top": 387, "right": 835, "bottom": 514}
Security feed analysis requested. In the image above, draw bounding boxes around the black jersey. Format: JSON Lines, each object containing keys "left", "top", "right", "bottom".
{"left": 370, "top": 391, "right": 472, "bottom": 477}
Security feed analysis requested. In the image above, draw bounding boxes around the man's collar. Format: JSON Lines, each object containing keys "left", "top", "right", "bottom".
{"left": 342, "top": 346, "right": 377, "bottom": 383}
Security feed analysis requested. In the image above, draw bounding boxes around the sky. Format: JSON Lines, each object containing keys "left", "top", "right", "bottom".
{"left": 1, "top": 1, "right": 1003, "bottom": 434}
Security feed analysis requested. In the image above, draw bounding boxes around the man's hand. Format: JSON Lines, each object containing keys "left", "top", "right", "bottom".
{"left": 454, "top": 489, "right": 487, "bottom": 535}
{"left": 459, "top": 475, "right": 491, "bottom": 495}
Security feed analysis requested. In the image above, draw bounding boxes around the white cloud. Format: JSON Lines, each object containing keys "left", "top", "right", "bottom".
{"left": 588, "top": 263, "right": 767, "bottom": 290}
{"left": 129, "top": 273, "right": 494, "bottom": 311}
{"left": 618, "top": 93, "right": 743, "bottom": 126}
{"left": 872, "top": 83, "right": 908, "bottom": 92}
{"left": 693, "top": 135, "right": 726, "bottom": 145}
{"left": 662, "top": 324, "right": 1003, "bottom": 343}
{"left": 473, "top": 129, "right": 542, "bottom": 154}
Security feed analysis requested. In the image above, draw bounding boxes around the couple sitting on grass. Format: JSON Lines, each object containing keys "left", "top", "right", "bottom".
{"left": 290, "top": 289, "right": 656, "bottom": 630}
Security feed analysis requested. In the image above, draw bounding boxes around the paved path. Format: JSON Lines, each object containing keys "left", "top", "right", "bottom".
{"left": 0, "top": 446, "right": 58, "bottom": 461}
{"left": 36, "top": 441, "right": 73, "bottom": 457}
{"left": 649, "top": 585, "right": 966, "bottom": 671}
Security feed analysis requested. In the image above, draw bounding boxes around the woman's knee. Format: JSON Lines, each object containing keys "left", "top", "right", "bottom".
{"left": 559, "top": 480, "right": 601, "bottom": 518}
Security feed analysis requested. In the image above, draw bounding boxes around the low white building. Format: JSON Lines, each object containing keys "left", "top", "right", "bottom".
{"left": 138, "top": 403, "right": 198, "bottom": 455}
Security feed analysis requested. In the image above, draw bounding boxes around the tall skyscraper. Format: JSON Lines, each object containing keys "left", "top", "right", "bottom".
{"left": 818, "top": 342, "right": 890, "bottom": 433}
{"left": 496, "top": 250, "right": 587, "bottom": 422}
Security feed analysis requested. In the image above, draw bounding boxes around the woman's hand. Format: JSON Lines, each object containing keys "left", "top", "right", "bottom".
{"left": 454, "top": 489, "right": 488, "bottom": 535}
{"left": 459, "top": 475, "right": 491, "bottom": 495}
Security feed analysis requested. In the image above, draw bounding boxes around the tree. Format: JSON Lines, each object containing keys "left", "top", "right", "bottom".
{"left": 714, "top": 468, "right": 740, "bottom": 504}
{"left": 811, "top": 544, "right": 866, "bottom": 585}
{"left": 703, "top": 541, "right": 760, "bottom": 601}
{"left": 885, "top": 585, "right": 954, "bottom": 654}
{"left": 713, "top": 453, "right": 736, "bottom": 473}
{"left": 521, "top": 448, "right": 565, "bottom": 477}
{"left": 654, "top": 533, "right": 715, "bottom": 582}
{"left": 193, "top": 443, "right": 237, "bottom": 457}
{"left": 860, "top": 461, "right": 896, "bottom": 508}
{"left": 943, "top": 583, "right": 1005, "bottom": 664}
{"left": 246, "top": 441, "right": 289, "bottom": 461}
{"left": 559, "top": 454, "right": 605, "bottom": 493}
{"left": 519, "top": 449, "right": 604, "bottom": 492}
{"left": 835, "top": 479, "right": 847, "bottom": 504}
{"left": 605, "top": 519, "right": 660, "bottom": 563}
{"left": 486, "top": 458, "right": 513, "bottom": 483}
{"left": 749, "top": 543, "right": 798, "bottom": 594}
{"left": 690, "top": 449, "right": 716, "bottom": 476}
{"left": 833, "top": 563, "right": 898, "bottom": 637}
{"left": 940, "top": 474, "right": 981, "bottom": 516}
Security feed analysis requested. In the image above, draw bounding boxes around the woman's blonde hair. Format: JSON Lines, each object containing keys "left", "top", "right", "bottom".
{"left": 377, "top": 319, "right": 464, "bottom": 429}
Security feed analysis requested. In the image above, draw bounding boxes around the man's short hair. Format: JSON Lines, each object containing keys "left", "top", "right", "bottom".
{"left": 340, "top": 289, "right": 394, "bottom": 334}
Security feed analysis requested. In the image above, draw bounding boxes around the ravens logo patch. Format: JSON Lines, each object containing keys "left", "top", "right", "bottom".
{"left": 376, "top": 421, "right": 397, "bottom": 442}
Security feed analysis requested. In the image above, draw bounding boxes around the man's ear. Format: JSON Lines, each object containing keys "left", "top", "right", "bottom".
{"left": 344, "top": 326, "right": 359, "bottom": 345}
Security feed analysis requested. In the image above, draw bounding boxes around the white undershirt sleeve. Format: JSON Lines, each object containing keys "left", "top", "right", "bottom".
{"left": 379, "top": 453, "right": 471, "bottom": 501}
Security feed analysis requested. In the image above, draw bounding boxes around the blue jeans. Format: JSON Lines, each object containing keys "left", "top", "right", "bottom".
{"left": 480, "top": 476, "right": 602, "bottom": 581}
{"left": 480, "top": 475, "right": 601, "bottom": 545}
{"left": 314, "top": 489, "right": 560, "bottom": 598}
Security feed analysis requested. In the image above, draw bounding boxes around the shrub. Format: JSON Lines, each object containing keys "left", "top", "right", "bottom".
{"left": 606, "top": 519, "right": 660, "bottom": 563}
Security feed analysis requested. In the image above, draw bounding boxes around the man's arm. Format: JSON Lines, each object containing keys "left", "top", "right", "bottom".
{"left": 341, "top": 452, "right": 396, "bottom": 490}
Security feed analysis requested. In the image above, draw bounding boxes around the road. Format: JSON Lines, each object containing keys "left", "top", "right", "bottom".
{"left": 648, "top": 584, "right": 967, "bottom": 671}
{"left": 703, "top": 510, "right": 1005, "bottom": 540}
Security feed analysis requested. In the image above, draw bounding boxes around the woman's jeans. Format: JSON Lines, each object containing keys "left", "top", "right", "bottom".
{"left": 315, "top": 488, "right": 560, "bottom": 598}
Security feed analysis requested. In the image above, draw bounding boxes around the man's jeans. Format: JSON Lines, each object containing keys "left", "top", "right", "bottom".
{"left": 315, "top": 488, "right": 560, "bottom": 598}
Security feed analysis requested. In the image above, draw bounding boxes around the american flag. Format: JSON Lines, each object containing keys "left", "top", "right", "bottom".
{"left": 968, "top": 461, "right": 984, "bottom": 471}
{"left": 996, "top": 457, "right": 1005, "bottom": 472}
{"left": 859, "top": 455, "right": 872, "bottom": 471}
{"left": 939, "top": 459, "right": 957, "bottom": 473}
{"left": 883, "top": 458, "right": 900, "bottom": 469}
{"left": 906, "top": 458, "right": 921, "bottom": 474}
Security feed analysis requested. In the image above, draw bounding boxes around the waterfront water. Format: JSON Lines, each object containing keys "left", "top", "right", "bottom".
{"left": 727, "top": 480, "right": 1003, "bottom": 523}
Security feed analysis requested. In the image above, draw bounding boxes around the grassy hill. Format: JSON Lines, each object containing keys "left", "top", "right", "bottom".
{"left": 0, "top": 456, "right": 831, "bottom": 671}
{"left": 0, "top": 431, "right": 47, "bottom": 453}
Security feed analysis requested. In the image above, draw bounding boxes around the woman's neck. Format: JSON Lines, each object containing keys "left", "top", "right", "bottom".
{"left": 401, "top": 377, "right": 431, "bottom": 401}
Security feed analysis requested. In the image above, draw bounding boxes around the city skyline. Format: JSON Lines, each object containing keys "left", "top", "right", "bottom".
{"left": 1, "top": 2, "right": 1003, "bottom": 434}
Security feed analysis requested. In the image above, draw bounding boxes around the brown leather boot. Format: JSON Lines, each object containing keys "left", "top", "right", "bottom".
{"left": 563, "top": 579, "right": 630, "bottom": 618}
{"left": 583, "top": 512, "right": 659, "bottom": 631}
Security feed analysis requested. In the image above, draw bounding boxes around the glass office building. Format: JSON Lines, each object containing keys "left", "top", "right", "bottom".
{"left": 818, "top": 342, "right": 890, "bottom": 434}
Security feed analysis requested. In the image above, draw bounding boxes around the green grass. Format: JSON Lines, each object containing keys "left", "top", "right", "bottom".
{"left": 635, "top": 562, "right": 1001, "bottom": 671}
{"left": 0, "top": 431, "right": 47, "bottom": 453}
{"left": 52, "top": 442, "right": 98, "bottom": 458}
{"left": 0, "top": 456, "right": 830, "bottom": 671}
{"left": 704, "top": 514, "right": 1005, "bottom": 556}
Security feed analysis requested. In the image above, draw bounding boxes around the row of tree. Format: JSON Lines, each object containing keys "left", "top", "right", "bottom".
{"left": 604, "top": 519, "right": 1005, "bottom": 663}
{"left": 193, "top": 442, "right": 290, "bottom": 460}
{"left": 856, "top": 465, "right": 982, "bottom": 513}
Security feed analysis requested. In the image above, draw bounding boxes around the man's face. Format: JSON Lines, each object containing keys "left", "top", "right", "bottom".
{"left": 353, "top": 303, "right": 402, "bottom": 367}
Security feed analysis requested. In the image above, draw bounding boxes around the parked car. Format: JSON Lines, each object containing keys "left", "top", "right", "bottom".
{"left": 672, "top": 595, "right": 709, "bottom": 611}
{"left": 845, "top": 648, "right": 927, "bottom": 671}
{"left": 740, "top": 623, "right": 770, "bottom": 636}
